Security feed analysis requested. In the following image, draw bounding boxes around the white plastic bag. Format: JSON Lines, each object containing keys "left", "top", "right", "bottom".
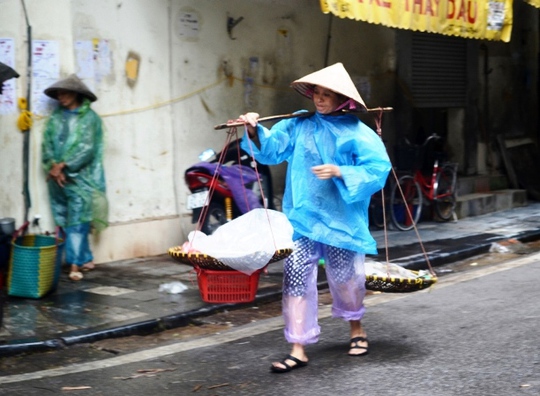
{"left": 159, "top": 281, "right": 188, "bottom": 294}
{"left": 187, "top": 209, "right": 294, "bottom": 275}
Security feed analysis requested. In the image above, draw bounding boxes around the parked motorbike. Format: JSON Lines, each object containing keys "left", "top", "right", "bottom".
{"left": 184, "top": 139, "right": 274, "bottom": 235}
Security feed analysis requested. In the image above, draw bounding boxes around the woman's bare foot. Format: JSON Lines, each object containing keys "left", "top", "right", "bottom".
{"left": 81, "top": 262, "right": 95, "bottom": 272}
{"left": 271, "top": 343, "right": 308, "bottom": 372}
{"left": 349, "top": 320, "right": 369, "bottom": 356}
{"left": 270, "top": 354, "right": 308, "bottom": 373}
{"left": 349, "top": 336, "right": 369, "bottom": 356}
{"left": 69, "top": 264, "right": 83, "bottom": 281}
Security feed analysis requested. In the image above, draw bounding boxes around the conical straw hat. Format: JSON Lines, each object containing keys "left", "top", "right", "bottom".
{"left": 290, "top": 62, "right": 366, "bottom": 109}
{"left": 0, "top": 61, "right": 19, "bottom": 84}
{"left": 44, "top": 74, "right": 97, "bottom": 102}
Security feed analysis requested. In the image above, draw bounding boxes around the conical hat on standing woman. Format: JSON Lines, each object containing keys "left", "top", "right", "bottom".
{"left": 290, "top": 62, "right": 366, "bottom": 110}
{"left": 44, "top": 74, "right": 97, "bottom": 102}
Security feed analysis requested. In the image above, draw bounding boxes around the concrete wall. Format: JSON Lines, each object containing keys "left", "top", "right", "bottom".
{"left": 0, "top": 0, "right": 396, "bottom": 263}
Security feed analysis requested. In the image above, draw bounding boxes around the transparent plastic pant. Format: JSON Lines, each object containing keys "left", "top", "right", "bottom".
{"left": 282, "top": 237, "right": 366, "bottom": 345}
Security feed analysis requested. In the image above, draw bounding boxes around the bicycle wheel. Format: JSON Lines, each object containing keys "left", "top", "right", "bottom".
{"left": 390, "top": 175, "right": 423, "bottom": 231}
{"left": 369, "top": 190, "right": 386, "bottom": 229}
{"left": 434, "top": 164, "right": 457, "bottom": 221}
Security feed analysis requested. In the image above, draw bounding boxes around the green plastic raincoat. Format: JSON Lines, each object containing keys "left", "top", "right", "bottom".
{"left": 42, "top": 99, "right": 108, "bottom": 231}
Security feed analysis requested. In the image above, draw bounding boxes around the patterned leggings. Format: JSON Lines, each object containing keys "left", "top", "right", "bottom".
{"left": 282, "top": 237, "right": 366, "bottom": 345}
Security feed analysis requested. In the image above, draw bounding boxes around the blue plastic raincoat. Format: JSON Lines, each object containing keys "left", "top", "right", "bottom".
{"left": 241, "top": 111, "right": 390, "bottom": 254}
{"left": 42, "top": 99, "right": 107, "bottom": 231}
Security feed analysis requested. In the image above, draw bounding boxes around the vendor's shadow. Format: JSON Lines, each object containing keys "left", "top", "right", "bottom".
{"left": 314, "top": 337, "right": 427, "bottom": 365}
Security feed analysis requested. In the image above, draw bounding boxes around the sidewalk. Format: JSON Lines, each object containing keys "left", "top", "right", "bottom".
{"left": 1, "top": 203, "right": 540, "bottom": 356}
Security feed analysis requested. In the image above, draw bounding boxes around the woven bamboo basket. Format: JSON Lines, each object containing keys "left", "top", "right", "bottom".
{"left": 365, "top": 272, "right": 437, "bottom": 293}
{"left": 168, "top": 247, "right": 293, "bottom": 270}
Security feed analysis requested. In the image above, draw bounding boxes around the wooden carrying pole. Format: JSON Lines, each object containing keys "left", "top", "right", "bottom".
{"left": 214, "top": 107, "right": 393, "bottom": 130}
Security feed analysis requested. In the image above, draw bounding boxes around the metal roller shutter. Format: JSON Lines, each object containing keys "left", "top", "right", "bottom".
{"left": 411, "top": 33, "right": 468, "bottom": 108}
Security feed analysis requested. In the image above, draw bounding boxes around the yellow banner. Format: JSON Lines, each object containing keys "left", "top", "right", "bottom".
{"left": 320, "top": 0, "right": 513, "bottom": 42}
{"left": 524, "top": 0, "right": 540, "bottom": 8}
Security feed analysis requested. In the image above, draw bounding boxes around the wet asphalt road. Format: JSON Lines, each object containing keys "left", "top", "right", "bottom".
{"left": 0, "top": 252, "right": 538, "bottom": 396}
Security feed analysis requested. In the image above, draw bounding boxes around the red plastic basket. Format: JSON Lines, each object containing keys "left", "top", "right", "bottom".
{"left": 196, "top": 268, "right": 262, "bottom": 303}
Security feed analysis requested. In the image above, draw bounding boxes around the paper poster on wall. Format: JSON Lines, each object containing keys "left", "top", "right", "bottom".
{"left": 0, "top": 38, "right": 17, "bottom": 115}
{"left": 487, "top": 0, "right": 506, "bottom": 30}
{"left": 32, "top": 40, "right": 59, "bottom": 115}
{"left": 94, "top": 39, "right": 111, "bottom": 83}
{"left": 75, "top": 40, "right": 94, "bottom": 80}
{"left": 177, "top": 10, "right": 200, "bottom": 40}
{"left": 75, "top": 39, "right": 112, "bottom": 91}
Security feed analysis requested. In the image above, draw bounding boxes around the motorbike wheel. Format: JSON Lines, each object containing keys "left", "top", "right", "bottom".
{"left": 200, "top": 202, "right": 228, "bottom": 235}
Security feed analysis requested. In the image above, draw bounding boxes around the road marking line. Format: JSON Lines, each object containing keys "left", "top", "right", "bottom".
{"left": 1, "top": 252, "right": 538, "bottom": 384}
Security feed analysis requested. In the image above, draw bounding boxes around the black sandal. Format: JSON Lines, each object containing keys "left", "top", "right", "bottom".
{"left": 348, "top": 336, "right": 369, "bottom": 356}
{"left": 270, "top": 354, "right": 308, "bottom": 373}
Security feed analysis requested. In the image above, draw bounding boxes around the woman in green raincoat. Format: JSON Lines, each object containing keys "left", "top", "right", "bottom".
{"left": 42, "top": 74, "right": 107, "bottom": 281}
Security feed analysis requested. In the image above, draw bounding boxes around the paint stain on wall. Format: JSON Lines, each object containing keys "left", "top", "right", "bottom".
{"left": 200, "top": 97, "right": 214, "bottom": 115}
{"left": 125, "top": 51, "right": 140, "bottom": 87}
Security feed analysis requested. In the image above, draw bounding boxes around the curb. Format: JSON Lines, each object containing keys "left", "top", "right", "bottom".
{"left": 0, "top": 288, "right": 285, "bottom": 357}
{"left": 393, "top": 229, "right": 540, "bottom": 270}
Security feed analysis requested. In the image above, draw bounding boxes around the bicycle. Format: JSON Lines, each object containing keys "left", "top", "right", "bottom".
{"left": 390, "top": 134, "right": 458, "bottom": 231}
{"left": 368, "top": 175, "right": 392, "bottom": 229}
{"left": 369, "top": 134, "right": 458, "bottom": 231}
{"left": 368, "top": 168, "right": 414, "bottom": 230}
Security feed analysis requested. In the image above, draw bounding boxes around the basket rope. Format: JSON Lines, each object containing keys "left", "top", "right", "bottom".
{"left": 171, "top": 110, "right": 436, "bottom": 294}
{"left": 187, "top": 126, "right": 281, "bottom": 258}
{"left": 367, "top": 110, "right": 437, "bottom": 293}
{"left": 180, "top": 124, "right": 290, "bottom": 276}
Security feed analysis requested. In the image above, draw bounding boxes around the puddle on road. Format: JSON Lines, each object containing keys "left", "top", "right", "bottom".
{"left": 85, "top": 286, "right": 136, "bottom": 296}
{"left": 0, "top": 291, "right": 147, "bottom": 340}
